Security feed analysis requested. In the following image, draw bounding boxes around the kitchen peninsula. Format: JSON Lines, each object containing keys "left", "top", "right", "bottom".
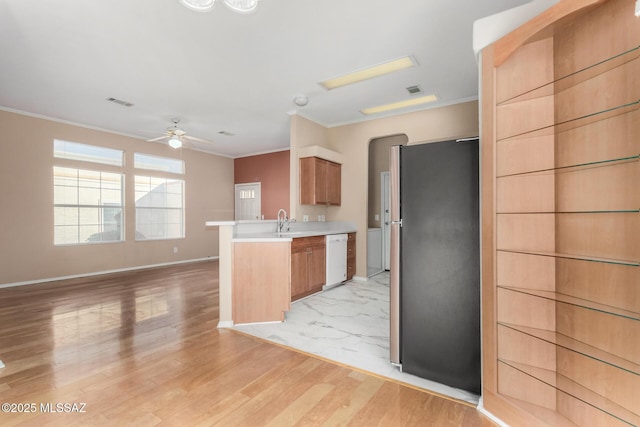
{"left": 205, "top": 219, "right": 356, "bottom": 327}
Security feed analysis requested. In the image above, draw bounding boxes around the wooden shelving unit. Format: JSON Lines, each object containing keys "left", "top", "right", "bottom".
{"left": 481, "top": 0, "right": 639, "bottom": 425}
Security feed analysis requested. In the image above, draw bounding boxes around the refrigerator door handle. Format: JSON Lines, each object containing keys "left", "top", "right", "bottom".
{"left": 390, "top": 145, "right": 401, "bottom": 366}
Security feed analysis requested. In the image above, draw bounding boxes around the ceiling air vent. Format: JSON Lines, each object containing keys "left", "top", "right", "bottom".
{"left": 106, "top": 97, "right": 134, "bottom": 107}
{"left": 405, "top": 85, "right": 422, "bottom": 95}
{"left": 218, "top": 131, "right": 235, "bottom": 136}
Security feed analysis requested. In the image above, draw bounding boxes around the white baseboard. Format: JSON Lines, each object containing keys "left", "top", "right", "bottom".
{"left": 351, "top": 275, "right": 368, "bottom": 283}
{"left": 217, "top": 320, "right": 234, "bottom": 328}
{"left": 0, "top": 257, "right": 218, "bottom": 289}
{"left": 477, "top": 397, "right": 509, "bottom": 427}
{"left": 233, "top": 320, "right": 283, "bottom": 327}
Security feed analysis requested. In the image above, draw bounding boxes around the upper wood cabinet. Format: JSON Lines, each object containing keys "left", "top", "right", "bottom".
{"left": 480, "top": 1, "right": 639, "bottom": 426}
{"left": 300, "top": 157, "right": 341, "bottom": 206}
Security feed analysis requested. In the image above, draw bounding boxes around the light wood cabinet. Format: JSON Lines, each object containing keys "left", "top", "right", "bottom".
{"left": 481, "top": 1, "right": 639, "bottom": 425}
{"left": 347, "top": 232, "right": 356, "bottom": 280}
{"left": 300, "top": 157, "right": 341, "bottom": 205}
{"left": 233, "top": 242, "right": 291, "bottom": 324}
{"left": 290, "top": 235, "right": 326, "bottom": 301}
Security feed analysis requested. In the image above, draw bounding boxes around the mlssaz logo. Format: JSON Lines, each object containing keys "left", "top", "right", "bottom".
{"left": 40, "top": 402, "right": 87, "bottom": 413}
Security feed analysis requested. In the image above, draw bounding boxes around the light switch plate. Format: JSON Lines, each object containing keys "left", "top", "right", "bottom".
{"left": 375, "top": 214, "right": 380, "bottom": 221}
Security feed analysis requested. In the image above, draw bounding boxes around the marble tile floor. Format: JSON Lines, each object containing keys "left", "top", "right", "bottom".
{"left": 233, "top": 272, "right": 480, "bottom": 405}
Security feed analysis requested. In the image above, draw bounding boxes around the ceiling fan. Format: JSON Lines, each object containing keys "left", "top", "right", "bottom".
{"left": 146, "top": 118, "right": 213, "bottom": 149}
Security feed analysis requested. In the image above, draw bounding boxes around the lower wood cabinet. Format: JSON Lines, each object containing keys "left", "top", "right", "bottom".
{"left": 291, "top": 235, "right": 326, "bottom": 301}
{"left": 232, "top": 242, "right": 291, "bottom": 324}
{"left": 347, "top": 232, "right": 356, "bottom": 280}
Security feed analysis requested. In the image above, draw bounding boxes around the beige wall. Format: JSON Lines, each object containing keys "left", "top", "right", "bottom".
{"left": 291, "top": 101, "right": 479, "bottom": 278}
{"left": 0, "top": 110, "right": 234, "bottom": 285}
{"left": 368, "top": 134, "right": 408, "bottom": 228}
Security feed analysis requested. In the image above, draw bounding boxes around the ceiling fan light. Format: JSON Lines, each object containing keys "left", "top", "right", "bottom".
{"left": 223, "top": 0, "right": 258, "bottom": 14}
{"left": 179, "top": 0, "right": 215, "bottom": 12}
{"left": 168, "top": 136, "right": 183, "bottom": 149}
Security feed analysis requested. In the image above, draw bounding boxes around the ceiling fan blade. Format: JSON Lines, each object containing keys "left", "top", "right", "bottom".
{"left": 146, "top": 136, "right": 168, "bottom": 142}
{"left": 185, "top": 135, "right": 214, "bottom": 144}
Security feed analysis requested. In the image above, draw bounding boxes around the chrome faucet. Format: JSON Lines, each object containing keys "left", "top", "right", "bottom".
{"left": 277, "top": 209, "right": 288, "bottom": 233}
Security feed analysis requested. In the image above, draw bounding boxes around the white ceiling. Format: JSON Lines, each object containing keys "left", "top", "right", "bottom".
{"left": 0, "top": 0, "right": 530, "bottom": 158}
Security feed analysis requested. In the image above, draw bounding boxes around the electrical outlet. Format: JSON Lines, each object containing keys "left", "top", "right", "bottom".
{"left": 318, "top": 215, "right": 322, "bottom": 222}
{"left": 173, "top": 247, "right": 178, "bottom": 253}
{"left": 303, "top": 215, "right": 309, "bottom": 222}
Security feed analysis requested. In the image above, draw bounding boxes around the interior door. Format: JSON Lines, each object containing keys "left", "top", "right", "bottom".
{"left": 234, "top": 182, "right": 261, "bottom": 220}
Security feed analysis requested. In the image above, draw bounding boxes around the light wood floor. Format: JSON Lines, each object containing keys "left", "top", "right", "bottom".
{"left": 0, "top": 261, "right": 494, "bottom": 426}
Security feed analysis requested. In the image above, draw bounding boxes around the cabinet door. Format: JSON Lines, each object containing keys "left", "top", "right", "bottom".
{"left": 347, "top": 232, "right": 356, "bottom": 280}
{"left": 290, "top": 249, "right": 308, "bottom": 300}
{"left": 299, "top": 157, "right": 341, "bottom": 206}
{"left": 300, "top": 157, "right": 319, "bottom": 205}
{"left": 326, "top": 161, "right": 341, "bottom": 205}
{"left": 308, "top": 245, "right": 326, "bottom": 291}
{"left": 315, "top": 158, "right": 329, "bottom": 204}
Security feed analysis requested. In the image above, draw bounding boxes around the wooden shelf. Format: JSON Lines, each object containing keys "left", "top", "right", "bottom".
{"left": 497, "top": 155, "right": 639, "bottom": 179}
{"left": 498, "top": 45, "right": 640, "bottom": 106}
{"left": 498, "top": 360, "right": 640, "bottom": 426}
{"left": 498, "top": 322, "right": 640, "bottom": 373}
{"left": 498, "top": 286, "right": 639, "bottom": 321}
{"left": 498, "top": 98, "right": 640, "bottom": 141}
{"left": 497, "top": 249, "right": 639, "bottom": 267}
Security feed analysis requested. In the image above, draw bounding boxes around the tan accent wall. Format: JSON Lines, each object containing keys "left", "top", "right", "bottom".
{"left": 234, "top": 150, "right": 290, "bottom": 219}
{"left": 0, "top": 110, "right": 234, "bottom": 285}
{"left": 290, "top": 101, "right": 479, "bottom": 278}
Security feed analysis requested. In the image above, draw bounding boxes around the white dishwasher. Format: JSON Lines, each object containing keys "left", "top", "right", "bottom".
{"left": 325, "top": 234, "right": 348, "bottom": 289}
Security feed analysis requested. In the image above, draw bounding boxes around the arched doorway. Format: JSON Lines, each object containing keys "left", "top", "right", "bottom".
{"left": 367, "top": 134, "right": 407, "bottom": 276}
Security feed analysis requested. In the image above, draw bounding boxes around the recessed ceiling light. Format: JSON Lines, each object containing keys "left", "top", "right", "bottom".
{"left": 360, "top": 94, "right": 438, "bottom": 115}
{"left": 320, "top": 56, "right": 416, "bottom": 90}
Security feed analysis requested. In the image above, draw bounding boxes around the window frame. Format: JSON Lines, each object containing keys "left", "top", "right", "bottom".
{"left": 53, "top": 166, "right": 125, "bottom": 246}
{"left": 134, "top": 152, "right": 186, "bottom": 241}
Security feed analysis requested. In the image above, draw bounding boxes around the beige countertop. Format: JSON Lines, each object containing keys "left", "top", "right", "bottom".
{"left": 231, "top": 227, "right": 356, "bottom": 243}
{"left": 205, "top": 220, "right": 357, "bottom": 243}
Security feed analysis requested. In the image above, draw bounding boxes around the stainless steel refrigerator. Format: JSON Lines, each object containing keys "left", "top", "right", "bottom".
{"left": 389, "top": 139, "right": 480, "bottom": 394}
